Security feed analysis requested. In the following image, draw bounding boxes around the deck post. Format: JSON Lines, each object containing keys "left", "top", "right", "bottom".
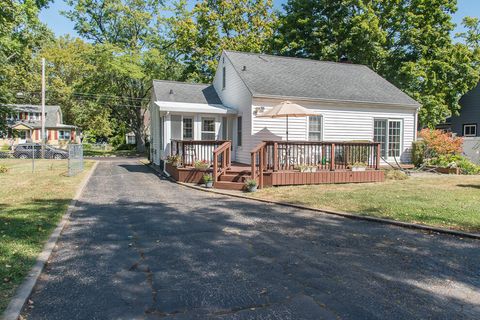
{"left": 259, "top": 147, "right": 264, "bottom": 189}
{"left": 273, "top": 142, "right": 278, "bottom": 171}
{"left": 251, "top": 153, "right": 256, "bottom": 179}
{"left": 213, "top": 151, "right": 218, "bottom": 183}
{"left": 376, "top": 143, "right": 380, "bottom": 170}
{"left": 182, "top": 142, "right": 185, "bottom": 166}
{"left": 330, "top": 143, "right": 335, "bottom": 171}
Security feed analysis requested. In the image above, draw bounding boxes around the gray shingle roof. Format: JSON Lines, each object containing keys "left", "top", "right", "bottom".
{"left": 2, "top": 104, "right": 74, "bottom": 128}
{"left": 224, "top": 51, "right": 420, "bottom": 107}
{"left": 152, "top": 80, "right": 223, "bottom": 105}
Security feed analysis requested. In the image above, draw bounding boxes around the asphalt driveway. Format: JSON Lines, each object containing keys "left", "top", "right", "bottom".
{"left": 23, "top": 159, "right": 480, "bottom": 319}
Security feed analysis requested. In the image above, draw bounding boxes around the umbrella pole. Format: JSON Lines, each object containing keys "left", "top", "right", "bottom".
{"left": 286, "top": 116, "right": 289, "bottom": 169}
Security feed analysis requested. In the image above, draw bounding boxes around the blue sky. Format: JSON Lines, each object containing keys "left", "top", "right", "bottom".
{"left": 39, "top": 0, "right": 480, "bottom": 39}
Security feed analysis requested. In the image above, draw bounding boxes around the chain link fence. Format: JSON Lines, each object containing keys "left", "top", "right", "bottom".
{"left": 0, "top": 143, "right": 84, "bottom": 175}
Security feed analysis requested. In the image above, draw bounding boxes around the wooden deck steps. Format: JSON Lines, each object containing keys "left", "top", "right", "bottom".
{"left": 214, "top": 163, "right": 251, "bottom": 190}
{"left": 213, "top": 181, "right": 245, "bottom": 190}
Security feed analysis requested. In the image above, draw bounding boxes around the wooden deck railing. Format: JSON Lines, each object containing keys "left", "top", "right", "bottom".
{"left": 213, "top": 141, "right": 232, "bottom": 184}
{"left": 262, "top": 141, "right": 381, "bottom": 171}
{"left": 171, "top": 140, "right": 229, "bottom": 166}
{"left": 250, "top": 142, "right": 267, "bottom": 189}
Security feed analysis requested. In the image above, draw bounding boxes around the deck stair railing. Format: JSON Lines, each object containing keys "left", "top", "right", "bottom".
{"left": 250, "top": 142, "right": 267, "bottom": 189}
{"left": 212, "top": 141, "right": 232, "bottom": 184}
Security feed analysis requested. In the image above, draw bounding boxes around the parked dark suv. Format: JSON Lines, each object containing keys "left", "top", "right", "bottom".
{"left": 14, "top": 143, "right": 69, "bottom": 160}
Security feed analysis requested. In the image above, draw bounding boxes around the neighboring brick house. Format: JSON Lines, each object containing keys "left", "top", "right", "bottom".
{"left": 0, "top": 104, "right": 79, "bottom": 147}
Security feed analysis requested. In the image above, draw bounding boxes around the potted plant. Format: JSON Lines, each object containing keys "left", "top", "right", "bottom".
{"left": 244, "top": 178, "right": 258, "bottom": 192}
{"left": 351, "top": 162, "right": 368, "bottom": 172}
{"left": 194, "top": 159, "right": 210, "bottom": 170}
{"left": 203, "top": 174, "right": 213, "bottom": 188}
{"left": 166, "top": 154, "right": 182, "bottom": 167}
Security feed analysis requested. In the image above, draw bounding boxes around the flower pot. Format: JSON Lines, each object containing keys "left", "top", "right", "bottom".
{"left": 205, "top": 181, "right": 213, "bottom": 188}
{"left": 247, "top": 185, "right": 257, "bottom": 192}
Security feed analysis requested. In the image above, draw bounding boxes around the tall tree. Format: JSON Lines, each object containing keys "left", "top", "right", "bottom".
{"left": 64, "top": 0, "right": 181, "bottom": 151}
{"left": 274, "top": 0, "right": 480, "bottom": 127}
{"left": 168, "top": 0, "right": 277, "bottom": 82}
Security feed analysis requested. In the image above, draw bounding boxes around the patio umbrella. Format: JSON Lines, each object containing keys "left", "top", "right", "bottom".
{"left": 256, "top": 101, "right": 317, "bottom": 141}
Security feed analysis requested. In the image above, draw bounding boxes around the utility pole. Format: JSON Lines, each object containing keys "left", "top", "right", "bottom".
{"left": 41, "top": 58, "right": 46, "bottom": 158}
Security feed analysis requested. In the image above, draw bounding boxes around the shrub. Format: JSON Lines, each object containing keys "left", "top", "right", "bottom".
{"left": 418, "top": 129, "right": 463, "bottom": 157}
{"left": 412, "top": 141, "right": 426, "bottom": 167}
{"left": 115, "top": 143, "right": 136, "bottom": 151}
{"left": 428, "top": 154, "right": 480, "bottom": 175}
{"left": 0, "top": 164, "right": 9, "bottom": 174}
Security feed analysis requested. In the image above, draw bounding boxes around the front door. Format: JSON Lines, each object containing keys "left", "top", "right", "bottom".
{"left": 374, "top": 119, "right": 403, "bottom": 161}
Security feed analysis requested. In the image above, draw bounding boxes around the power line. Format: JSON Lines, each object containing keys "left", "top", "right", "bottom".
{"left": 14, "top": 90, "right": 151, "bottom": 102}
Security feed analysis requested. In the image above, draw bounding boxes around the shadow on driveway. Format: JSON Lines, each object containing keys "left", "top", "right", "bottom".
{"left": 22, "top": 160, "right": 480, "bottom": 319}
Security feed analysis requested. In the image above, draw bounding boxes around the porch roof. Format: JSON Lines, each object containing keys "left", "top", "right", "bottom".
{"left": 154, "top": 101, "right": 237, "bottom": 115}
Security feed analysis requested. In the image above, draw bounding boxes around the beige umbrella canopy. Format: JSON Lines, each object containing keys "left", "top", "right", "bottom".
{"left": 257, "top": 101, "right": 317, "bottom": 141}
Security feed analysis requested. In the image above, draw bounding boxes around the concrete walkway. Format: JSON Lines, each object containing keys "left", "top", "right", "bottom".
{"left": 23, "top": 159, "right": 480, "bottom": 319}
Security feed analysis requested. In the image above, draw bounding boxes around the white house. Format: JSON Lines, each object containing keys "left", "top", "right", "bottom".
{"left": 150, "top": 50, "right": 420, "bottom": 166}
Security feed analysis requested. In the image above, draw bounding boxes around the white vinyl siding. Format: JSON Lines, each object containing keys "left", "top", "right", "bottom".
{"left": 252, "top": 98, "right": 416, "bottom": 164}
{"left": 213, "top": 52, "right": 253, "bottom": 163}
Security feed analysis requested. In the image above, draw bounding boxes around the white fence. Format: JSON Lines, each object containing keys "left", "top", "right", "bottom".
{"left": 463, "top": 137, "right": 480, "bottom": 164}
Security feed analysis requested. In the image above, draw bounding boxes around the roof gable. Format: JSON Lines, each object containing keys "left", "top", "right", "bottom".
{"left": 223, "top": 51, "right": 419, "bottom": 107}
{"left": 153, "top": 80, "right": 222, "bottom": 105}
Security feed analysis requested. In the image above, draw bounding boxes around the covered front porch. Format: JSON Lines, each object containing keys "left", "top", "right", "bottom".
{"left": 165, "top": 140, "right": 385, "bottom": 190}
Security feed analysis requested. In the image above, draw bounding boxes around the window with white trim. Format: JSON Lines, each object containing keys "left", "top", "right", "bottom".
{"left": 463, "top": 124, "right": 477, "bottom": 137}
{"left": 308, "top": 116, "right": 322, "bottom": 141}
{"left": 59, "top": 130, "right": 71, "bottom": 140}
{"left": 374, "top": 119, "right": 402, "bottom": 158}
{"left": 182, "top": 117, "right": 193, "bottom": 139}
{"left": 201, "top": 118, "right": 215, "bottom": 140}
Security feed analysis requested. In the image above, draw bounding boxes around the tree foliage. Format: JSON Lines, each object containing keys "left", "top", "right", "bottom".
{"left": 168, "top": 0, "right": 277, "bottom": 82}
{"left": 274, "top": 0, "right": 480, "bottom": 127}
{"left": 64, "top": 0, "right": 181, "bottom": 150}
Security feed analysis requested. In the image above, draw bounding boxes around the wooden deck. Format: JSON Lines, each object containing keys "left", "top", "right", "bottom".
{"left": 166, "top": 140, "right": 386, "bottom": 190}
{"left": 166, "top": 162, "right": 385, "bottom": 190}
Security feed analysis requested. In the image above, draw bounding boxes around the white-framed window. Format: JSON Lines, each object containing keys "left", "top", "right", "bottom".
{"left": 201, "top": 117, "right": 216, "bottom": 140}
{"left": 182, "top": 117, "right": 193, "bottom": 139}
{"left": 308, "top": 115, "right": 322, "bottom": 141}
{"left": 463, "top": 124, "right": 477, "bottom": 137}
{"left": 59, "top": 130, "right": 71, "bottom": 140}
{"left": 127, "top": 135, "right": 136, "bottom": 144}
{"left": 374, "top": 119, "right": 402, "bottom": 158}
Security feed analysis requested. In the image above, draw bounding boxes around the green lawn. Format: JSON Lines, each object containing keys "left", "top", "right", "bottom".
{"left": 83, "top": 149, "right": 143, "bottom": 157}
{"left": 0, "top": 159, "right": 94, "bottom": 313}
{"left": 253, "top": 173, "right": 480, "bottom": 233}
